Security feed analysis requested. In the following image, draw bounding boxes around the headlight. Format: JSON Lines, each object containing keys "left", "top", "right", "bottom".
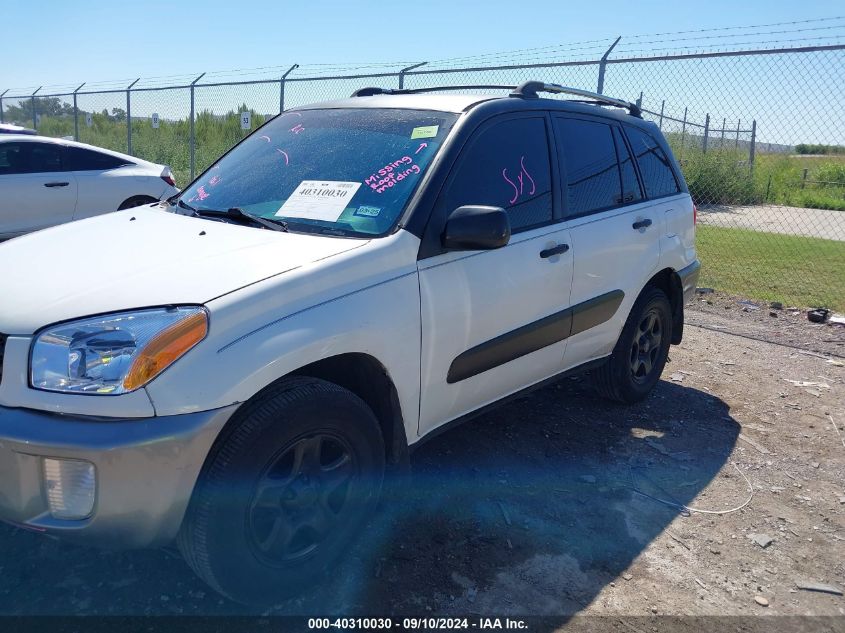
{"left": 31, "top": 307, "right": 208, "bottom": 395}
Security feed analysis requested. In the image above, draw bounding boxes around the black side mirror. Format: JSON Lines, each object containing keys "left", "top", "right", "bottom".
{"left": 442, "top": 205, "right": 511, "bottom": 251}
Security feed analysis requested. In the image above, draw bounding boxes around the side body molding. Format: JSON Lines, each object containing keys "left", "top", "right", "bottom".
{"left": 447, "top": 290, "right": 624, "bottom": 384}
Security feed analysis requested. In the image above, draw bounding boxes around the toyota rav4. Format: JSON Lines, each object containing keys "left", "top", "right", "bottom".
{"left": 0, "top": 82, "right": 699, "bottom": 605}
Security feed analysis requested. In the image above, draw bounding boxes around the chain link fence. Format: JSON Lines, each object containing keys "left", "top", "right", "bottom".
{"left": 2, "top": 44, "right": 843, "bottom": 310}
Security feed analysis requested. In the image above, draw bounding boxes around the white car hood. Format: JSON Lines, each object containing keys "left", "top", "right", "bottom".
{"left": 0, "top": 208, "right": 367, "bottom": 334}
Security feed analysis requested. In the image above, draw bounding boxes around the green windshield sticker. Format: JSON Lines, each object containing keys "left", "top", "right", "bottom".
{"left": 411, "top": 125, "right": 439, "bottom": 140}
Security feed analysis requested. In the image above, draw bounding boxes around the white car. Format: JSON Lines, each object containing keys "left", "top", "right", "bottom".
{"left": 0, "top": 135, "right": 178, "bottom": 238}
{"left": 0, "top": 83, "right": 698, "bottom": 605}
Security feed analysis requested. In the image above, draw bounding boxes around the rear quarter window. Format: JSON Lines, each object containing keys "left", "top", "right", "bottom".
{"left": 624, "top": 126, "right": 681, "bottom": 198}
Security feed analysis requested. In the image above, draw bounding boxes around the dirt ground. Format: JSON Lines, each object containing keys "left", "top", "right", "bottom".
{"left": 0, "top": 300, "right": 843, "bottom": 622}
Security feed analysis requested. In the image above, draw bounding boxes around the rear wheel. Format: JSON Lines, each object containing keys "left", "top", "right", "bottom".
{"left": 177, "top": 377, "right": 385, "bottom": 605}
{"left": 593, "top": 286, "right": 673, "bottom": 404}
{"left": 117, "top": 195, "right": 158, "bottom": 210}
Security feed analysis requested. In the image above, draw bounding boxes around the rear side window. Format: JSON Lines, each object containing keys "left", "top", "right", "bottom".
{"left": 444, "top": 117, "right": 553, "bottom": 232}
{"left": 67, "top": 147, "right": 132, "bottom": 171}
{"left": 27, "top": 143, "right": 63, "bottom": 173}
{"left": 554, "top": 118, "right": 621, "bottom": 216}
{"left": 624, "top": 126, "right": 680, "bottom": 198}
{"left": 613, "top": 127, "right": 643, "bottom": 204}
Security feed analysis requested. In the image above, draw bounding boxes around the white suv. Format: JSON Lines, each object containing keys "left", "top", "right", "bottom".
{"left": 0, "top": 82, "right": 698, "bottom": 605}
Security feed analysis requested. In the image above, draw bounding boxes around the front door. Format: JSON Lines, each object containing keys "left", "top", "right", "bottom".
{"left": 418, "top": 113, "right": 573, "bottom": 437}
{"left": 0, "top": 141, "right": 77, "bottom": 237}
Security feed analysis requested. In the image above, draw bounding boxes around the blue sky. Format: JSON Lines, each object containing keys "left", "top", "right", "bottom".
{"left": 1, "top": 0, "right": 843, "bottom": 91}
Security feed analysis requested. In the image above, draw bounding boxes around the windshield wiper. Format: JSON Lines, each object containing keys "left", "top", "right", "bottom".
{"left": 194, "top": 207, "right": 288, "bottom": 232}
{"left": 176, "top": 198, "right": 197, "bottom": 213}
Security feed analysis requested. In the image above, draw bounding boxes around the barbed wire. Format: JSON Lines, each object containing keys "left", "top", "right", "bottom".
{"left": 4, "top": 16, "right": 845, "bottom": 94}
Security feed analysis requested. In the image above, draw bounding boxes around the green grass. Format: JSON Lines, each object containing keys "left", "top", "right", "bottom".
{"left": 696, "top": 224, "right": 845, "bottom": 310}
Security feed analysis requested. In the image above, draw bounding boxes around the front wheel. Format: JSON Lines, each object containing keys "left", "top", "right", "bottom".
{"left": 178, "top": 377, "right": 385, "bottom": 605}
{"left": 592, "top": 286, "right": 673, "bottom": 404}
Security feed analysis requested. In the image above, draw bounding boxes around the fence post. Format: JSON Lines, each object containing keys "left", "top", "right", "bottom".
{"left": 801, "top": 168, "right": 808, "bottom": 189}
{"left": 721, "top": 117, "right": 726, "bottom": 148}
{"left": 398, "top": 62, "right": 427, "bottom": 89}
{"left": 279, "top": 64, "right": 299, "bottom": 113}
{"left": 735, "top": 119, "right": 741, "bottom": 150}
{"left": 680, "top": 107, "right": 688, "bottom": 162}
{"left": 126, "top": 78, "right": 139, "bottom": 155}
{"left": 31, "top": 86, "right": 42, "bottom": 129}
{"left": 72, "top": 83, "right": 85, "bottom": 141}
{"left": 596, "top": 36, "right": 621, "bottom": 94}
{"left": 0, "top": 89, "right": 7, "bottom": 124}
{"left": 189, "top": 73, "right": 206, "bottom": 181}
{"left": 749, "top": 119, "right": 756, "bottom": 172}
{"left": 658, "top": 100, "right": 664, "bottom": 130}
{"left": 702, "top": 114, "right": 710, "bottom": 154}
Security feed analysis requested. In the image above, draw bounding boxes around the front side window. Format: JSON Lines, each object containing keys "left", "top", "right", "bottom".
{"left": 443, "top": 117, "right": 553, "bottom": 232}
{"left": 0, "top": 143, "right": 25, "bottom": 175}
{"left": 178, "top": 108, "right": 458, "bottom": 237}
{"left": 554, "top": 118, "right": 621, "bottom": 217}
{"left": 624, "top": 126, "right": 681, "bottom": 198}
{"left": 68, "top": 147, "right": 132, "bottom": 171}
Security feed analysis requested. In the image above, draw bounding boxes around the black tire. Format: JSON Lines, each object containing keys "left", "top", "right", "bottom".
{"left": 177, "top": 377, "right": 385, "bottom": 605}
{"left": 593, "top": 286, "right": 673, "bottom": 404}
{"left": 117, "top": 195, "right": 158, "bottom": 211}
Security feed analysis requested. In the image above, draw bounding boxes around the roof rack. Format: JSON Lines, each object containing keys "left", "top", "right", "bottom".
{"left": 350, "top": 85, "right": 515, "bottom": 97}
{"left": 350, "top": 82, "right": 642, "bottom": 118}
{"left": 510, "top": 81, "right": 641, "bottom": 117}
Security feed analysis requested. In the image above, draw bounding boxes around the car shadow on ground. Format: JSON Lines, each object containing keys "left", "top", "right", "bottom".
{"left": 0, "top": 375, "right": 739, "bottom": 618}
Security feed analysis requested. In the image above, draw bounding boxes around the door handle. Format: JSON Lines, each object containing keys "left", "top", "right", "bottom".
{"left": 44, "top": 182, "right": 70, "bottom": 188}
{"left": 632, "top": 218, "right": 652, "bottom": 230}
{"left": 540, "top": 243, "right": 570, "bottom": 258}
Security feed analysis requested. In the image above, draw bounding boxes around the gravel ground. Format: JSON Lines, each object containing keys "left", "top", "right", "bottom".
{"left": 698, "top": 204, "right": 845, "bottom": 241}
{"left": 0, "top": 305, "right": 843, "bottom": 619}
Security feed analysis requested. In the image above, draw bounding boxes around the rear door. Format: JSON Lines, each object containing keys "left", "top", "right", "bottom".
{"left": 417, "top": 113, "right": 573, "bottom": 437}
{"left": 552, "top": 115, "right": 661, "bottom": 368}
{"left": 0, "top": 141, "right": 77, "bottom": 237}
{"left": 67, "top": 146, "right": 136, "bottom": 220}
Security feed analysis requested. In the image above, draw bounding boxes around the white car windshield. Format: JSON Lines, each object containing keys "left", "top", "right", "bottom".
{"left": 178, "top": 108, "right": 458, "bottom": 237}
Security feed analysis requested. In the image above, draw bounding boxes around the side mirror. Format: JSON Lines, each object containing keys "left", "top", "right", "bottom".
{"left": 442, "top": 205, "right": 511, "bottom": 251}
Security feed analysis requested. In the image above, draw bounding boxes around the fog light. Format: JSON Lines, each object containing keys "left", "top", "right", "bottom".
{"left": 42, "top": 458, "right": 96, "bottom": 520}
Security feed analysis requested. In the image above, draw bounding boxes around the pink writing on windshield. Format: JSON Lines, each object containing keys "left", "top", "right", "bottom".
{"left": 276, "top": 149, "right": 290, "bottom": 165}
{"left": 196, "top": 186, "right": 210, "bottom": 201}
{"left": 501, "top": 156, "right": 536, "bottom": 205}
{"left": 290, "top": 123, "right": 305, "bottom": 134}
{"left": 259, "top": 135, "right": 271, "bottom": 143}
{"left": 209, "top": 175, "right": 221, "bottom": 187}
{"left": 364, "top": 156, "right": 420, "bottom": 194}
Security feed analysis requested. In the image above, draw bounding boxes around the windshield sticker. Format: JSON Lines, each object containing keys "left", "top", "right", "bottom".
{"left": 502, "top": 156, "right": 536, "bottom": 205}
{"left": 365, "top": 156, "right": 421, "bottom": 194}
{"left": 354, "top": 205, "right": 382, "bottom": 218}
{"left": 411, "top": 125, "right": 439, "bottom": 140}
{"left": 276, "top": 181, "right": 361, "bottom": 222}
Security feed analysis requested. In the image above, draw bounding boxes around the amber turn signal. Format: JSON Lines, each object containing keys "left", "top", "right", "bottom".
{"left": 123, "top": 311, "right": 208, "bottom": 391}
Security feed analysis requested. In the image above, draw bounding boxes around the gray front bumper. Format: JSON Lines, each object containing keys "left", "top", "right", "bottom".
{"left": 0, "top": 404, "right": 238, "bottom": 548}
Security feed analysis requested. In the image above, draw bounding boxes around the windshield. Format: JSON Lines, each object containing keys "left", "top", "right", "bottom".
{"left": 178, "top": 108, "right": 458, "bottom": 237}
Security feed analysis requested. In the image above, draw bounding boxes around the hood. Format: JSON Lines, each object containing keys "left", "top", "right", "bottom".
{"left": 0, "top": 208, "right": 367, "bottom": 334}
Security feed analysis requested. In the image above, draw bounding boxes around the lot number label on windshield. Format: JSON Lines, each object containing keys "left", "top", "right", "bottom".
{"left": 277, "top": 181, "right": 362, "bottom": 222}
